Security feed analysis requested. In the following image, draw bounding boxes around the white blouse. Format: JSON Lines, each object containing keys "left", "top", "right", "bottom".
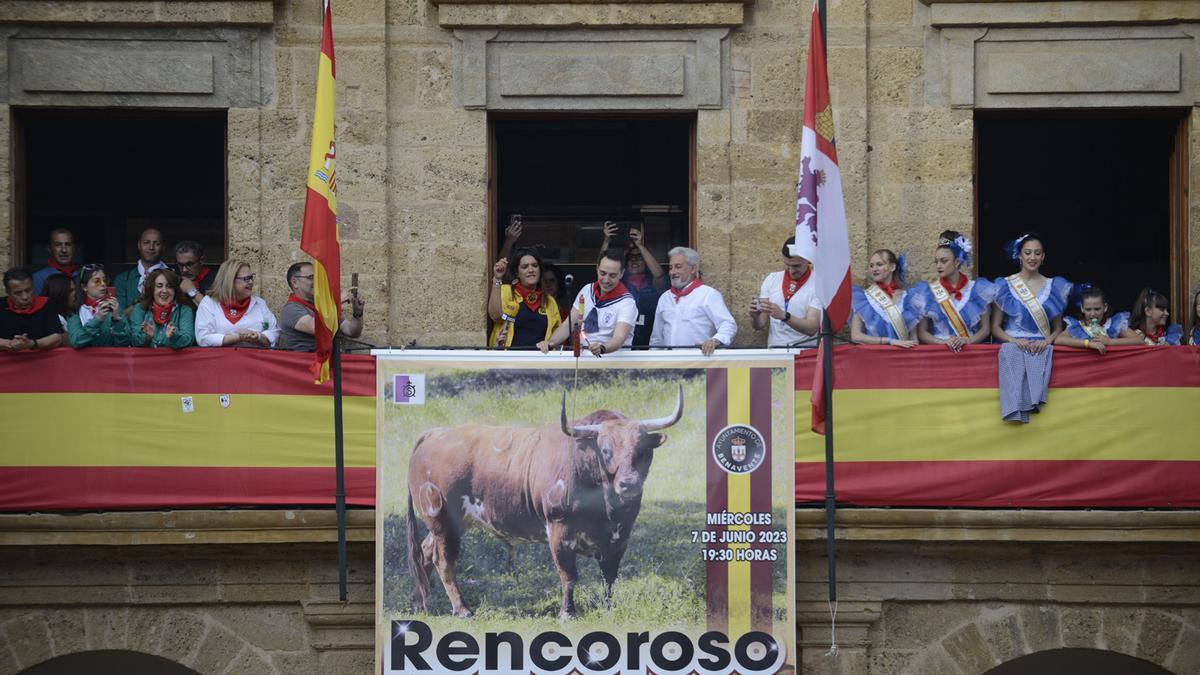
{"left": 194, "top": 295, "right": 280, "bottom": 348}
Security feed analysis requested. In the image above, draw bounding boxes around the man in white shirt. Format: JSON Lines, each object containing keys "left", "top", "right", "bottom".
{"left": 650, "top": 247, "right": 737, "bottom": 356}
{"left": 539, "top": 252, "right": 637, "bottom": 356}
{"left": 750, "top": 236, "right": 823, "bottom": 347}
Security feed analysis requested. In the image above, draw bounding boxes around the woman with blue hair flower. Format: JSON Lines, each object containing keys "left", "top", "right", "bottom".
{"left": 990, "top": 232, "right": 1073, "bottom": 353}
{"left": 908, "top": 230, "right": 996, "bottom": 352}
{"left": 849, "top": 249, "right": 917, "bottom": 347}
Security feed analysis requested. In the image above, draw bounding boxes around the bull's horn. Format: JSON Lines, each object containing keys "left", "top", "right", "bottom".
{"left": 641, "top": 384, "right": 684, "bottom": 431}
{"left": 560, "top": 391, "right": 601, "bottom": 438}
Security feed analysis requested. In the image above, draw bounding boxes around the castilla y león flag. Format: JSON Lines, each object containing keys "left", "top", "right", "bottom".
{"left": 795, "top": 2, "right": 851, "bottom": 333}
{"left": 301, "top": 0, "right": 342, "bottom": 383}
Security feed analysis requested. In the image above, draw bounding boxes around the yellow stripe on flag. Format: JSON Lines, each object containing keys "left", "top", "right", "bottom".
{"left": 796, "top": 387, "right": 1200, "bottom": 463}
{"left": 726, "top": 367, "right": 751, "bottom": 638}
{"left": 0, "top": 394, "right": 375, "bottom": 467}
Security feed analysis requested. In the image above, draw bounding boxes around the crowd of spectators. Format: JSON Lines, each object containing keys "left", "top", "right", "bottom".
{"left": 0, "top": 228, "right": 365, "bottom": 353}
{"left": 5, "top": 224, "right": 1200, "bottom": 356}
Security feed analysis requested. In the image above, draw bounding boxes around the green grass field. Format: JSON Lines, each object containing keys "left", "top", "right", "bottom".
{"left": 378, "top": 364, "right": 792, "bottom": 639}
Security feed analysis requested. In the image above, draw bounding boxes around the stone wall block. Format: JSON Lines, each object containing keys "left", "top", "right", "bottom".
{"left": 1060, "top": 607, "right": 1103, "bottom": 648}
{"left": 0, "top": 641, "right": 17, "bottom": 675}
{"left": 1167, "top": 625, "right": 1200, "bottom": 674}
{"left": 319, "top": 649, "right": 375, "bottom": 674}
{"left": 882, "top": 603, "right": 978, "bottom": 648}
{"left": 696, "top": 143, "right": 731, "bottom": 186}
{"left": 748, "top": 49, "right": 803, "bottom": 108}
{"left": 1096, "top": 606, "right": 1139, "bottom": 655}
{"left": 942, "top": 623, "right": 998, "bottom": 674}
{"left": 696, "top": 185, "right": 732, "bottom": 225}
{"left": 259, "top": 110, "right": 303, "bottom": 146}
{"left": 158, "top": 611, "right": 207, "bottom": 665}
{"left": 87, "top": 1, "right": 159, "bottom": 23}
{"left": 394, "top": 109, "right": 485, "bottom": 147}
{"left": 900, "top": 646, "right": 961, "bottom": 675}
{"left": 979, "top": 612, "right": 1025, "bottom": 662}
{"left": 868, "top": 47, "right": 923, "bottom": 106}
{"left": 227, "top": 647, "right": 276, "bottom": 675}
{"left": 747, "top": 108, "right": 801, "bottom": 145}
{"left": 337, "top": 109, "right": 390, "bottom": 147}
{"left": 336, "top": 144, "right": 390, "bottom": 202}
{"left": 392, "top": 146, "right": 486, "bottom": 203}
{"left": 1018, "top": 604, "right": 1061, "bottom": 653}
{"left": 2, "top": 612, "right": 53, "bottom": 670}
{"left": 82, "top": 606, "right": 129, "bottom": 651}
{"left": 271, "top": 650, "right": 321, "bottom": 674}
{"left": 260, "top": 142, "right": 311, "bottom": 201}
{"left": 45, "top": 608, "right": 87, "bottom": 657}
{"left": 730, "top": 142, "right": 794, "bottom": 184}
{"left": 159, "top": 2, "right": 233, "bottom": 23}
{"left": 336, "top": 47, "right": 389, "bottom": 106}
{"left": 190, "top": 620, "right": 245, "bottom": 674}
{"left": 388, "top": 0, "right": 422, "bottom": 26}
{"left": 417, "top": 49, "right": 454, "bottom": 108}
{"left": 125, "top": 608, "right": 166, "bottom": 656}
{"left": 1136, "top": 611, "right": 1183, "bottom": 665}
{"left": 386, "top": 48, "right": 419, "bottom": 112}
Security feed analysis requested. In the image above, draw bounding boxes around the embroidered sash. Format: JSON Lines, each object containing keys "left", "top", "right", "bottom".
{"left": 1005, "top": 274, "right": 1052, "bottom": 338}
{"left": 864, "top": 285, "right": 908, "bottom": 340}
{"left": 929, "top": 281, "right": 970, "bottom": 338}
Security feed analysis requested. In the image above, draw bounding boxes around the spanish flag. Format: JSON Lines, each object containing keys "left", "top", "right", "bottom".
{"left": 301, "top": 0, "right": 342, "bottom": 383}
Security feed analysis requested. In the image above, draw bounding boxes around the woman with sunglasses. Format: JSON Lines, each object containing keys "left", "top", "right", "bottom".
{"left": 195, "top": 260, "right": 279, "bottom": 348}
{"left": 129, "top": 268, "right": 195, "bottom": 348}
{"left": 66, "top": 264, "right": 129, "bottom": 348}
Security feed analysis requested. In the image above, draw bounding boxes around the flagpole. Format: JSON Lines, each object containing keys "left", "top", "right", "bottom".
{"left": 332, "top": 334, "right": 348, "bottom": 601}
{"left": 816, "top": 0, "right": 838, "bottom": 612}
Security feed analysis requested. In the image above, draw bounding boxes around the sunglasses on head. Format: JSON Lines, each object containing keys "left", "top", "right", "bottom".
{"left": 79, "top": 263, "right": 104, "bottom": 283}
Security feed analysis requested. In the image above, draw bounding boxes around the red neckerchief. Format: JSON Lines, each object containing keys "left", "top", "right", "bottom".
{"left": 1145, "top": 325, "right": 1165, "bottom": 343}
{"left": 194, "top": 266, "right": 211, "bottom": 285}
{"left": 670, "top": 278, "right": 703, "bottom": 303}
{"left": 222, "top": 296, "right": 252, "bottom": 324}
{"left": 940, "top": 274, "right": 969, "bottom": 301}
{"left": 593, "top": 281, "right": 631, "bottom": 305}
{"left": 624, "top": 272, "right": 650, "bottom": 293}
{"left": 875, "top": 279, "right": 899, "bottom": 299}
{"left": 287, "top": 293, "right": 317, "bottom": 313}
{"left": 82, "top": 294, "right": 102, "bottom": 309}
{"left": 46, "top": 258, "right": 78, "bottom": 278}
{"left": 782, "top": 268, "right": 812, "bottom": 303}
{"left": 6, "top": 296, "right": 48, "bottom": 315}
{"left": 513, "top": 283, "right": 542, "bottom": 312}
{"left": 152, "top": 302, "right": 174, "bottom": 326}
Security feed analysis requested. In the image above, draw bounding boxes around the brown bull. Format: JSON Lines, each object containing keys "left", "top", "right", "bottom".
{"left": 406, "top": 385, "right": 684, "bottom": 619}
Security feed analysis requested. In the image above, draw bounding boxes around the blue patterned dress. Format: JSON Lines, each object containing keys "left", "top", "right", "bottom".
{"left": 1063, "top": 312, "right": 1129, "bottom": 340}
{"left": 993, "top": 276, "right": 1073, "bottom": 340}
{"left": 851, "top": 285, "right": 912, "bottom": 340}
{"left": 905, "top": 278, "right": 996, "bottom": 340}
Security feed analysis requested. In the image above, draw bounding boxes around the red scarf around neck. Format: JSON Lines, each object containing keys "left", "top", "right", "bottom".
{"left": 875, "top": 279, "right": 899, "bottom": 299}
{"left": 940, "top": 274, "right": 969, "bottom": 301}
{"left": 6, "top": 296, "right": 48, "bottom": 315}
{"left": 152, "top": 302, "right": 174, "bottom": 326}
{"left": 288, "top": 293, "right": 317, "bottom": 313}
{"left": 222, "top": 296, "right": 252, "bottom": 324}
{"left": 1145, "top": 325, "right": 1165, "bottom": 343}
{"left": 46, "top": 258, "right": 78, "bottom": 278}
{"left": 782, "top": 267, "right": 812, "bottom": 303}
{"left": 670, "top": 278, "right": 703, "bottom": 302}
{"left": 82, "top": 294, "right": 102, "bottom": 309}
{"left": 592, "top": 281, "right": 631, "bottom": 305}
{"left": 624, "top": 272, "right": 650, "bottom": 293}
{"left": 194, "top": 266, "right": 211, "bottom": 285}
{"left": 513, "top": 284, "right": 543, "bottom": 312}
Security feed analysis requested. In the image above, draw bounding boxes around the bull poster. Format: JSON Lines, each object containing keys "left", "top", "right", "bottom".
{"left": 375, "top": 351, "right": 796, "bottom": 674}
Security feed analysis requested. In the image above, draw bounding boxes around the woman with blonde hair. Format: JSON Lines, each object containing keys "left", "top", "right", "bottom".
{"left": 194, "top": 260, "right": 279, "bottom": 348}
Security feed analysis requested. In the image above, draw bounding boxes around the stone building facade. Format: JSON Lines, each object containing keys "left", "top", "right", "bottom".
{"left": 1, "top": 0, "right": 1198, "bottom": 673}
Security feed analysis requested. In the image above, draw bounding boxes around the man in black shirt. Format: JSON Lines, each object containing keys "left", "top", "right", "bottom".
{"left": 0, "top": 267, "right": 65, "bottom": 352}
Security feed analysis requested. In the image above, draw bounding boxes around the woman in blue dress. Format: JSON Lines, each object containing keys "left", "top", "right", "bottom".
{"left": 849, "top": 249, "right": 917, "bottom": 348}
{"left": 908, "top": 230, "right": 995, "bottom": 352}
{"left": 991, "top": 233, "right": 1072, "bottom": 353}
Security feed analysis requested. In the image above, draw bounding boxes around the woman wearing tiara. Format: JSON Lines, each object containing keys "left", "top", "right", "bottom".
{"left": 908, "top": 231, "right": 995, "bottom": 352}
{"left": 991, "top": 232, "right": 1072, "bottom": 353}
{"left": 849, "top": 249, "right": 916, "bottom": 347}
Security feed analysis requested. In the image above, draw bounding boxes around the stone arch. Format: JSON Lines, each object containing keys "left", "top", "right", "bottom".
{"left": 18, "top": 649, "right": 201, "bottom": 675}
{"left": 982, "top": 648, "right": 1175, "bottom": 675}
{"left": 0, "top": 607, "right": 275, "bottom": 674}
{"left": 890, "top": 603, "right": 1192, "bottom": 675}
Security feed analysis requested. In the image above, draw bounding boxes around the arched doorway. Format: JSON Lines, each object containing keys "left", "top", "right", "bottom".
{"left": 19, "top": 649, "right": 201, "bottom": 675}
{"left": 984, "top": 648, "right": 1175, "bottom": 675}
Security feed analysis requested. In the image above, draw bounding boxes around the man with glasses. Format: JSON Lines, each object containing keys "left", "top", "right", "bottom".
{"left": 113, "top": 228, "right": 167, "bottom": 316}
{"left": 173, "top": 240, "right": 214, "bottom": 300}
{"left": 278, "top": 261, "right": 365, "bottom": 351}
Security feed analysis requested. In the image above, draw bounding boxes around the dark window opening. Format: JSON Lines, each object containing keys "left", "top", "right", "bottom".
{"left": 19, "top": 649, "right": 202, "bottom": 675}
{"left": 18, "top": 108, "right": 226, "bottom": 274}
{"left": 492, "top": 115, "right": 693, "bottom": 289}
{"left": 977, "top": 113, "right": 1184, "bottom": 316}
{"left": 983, "top": 648, "right": 1174, "bottom": 675}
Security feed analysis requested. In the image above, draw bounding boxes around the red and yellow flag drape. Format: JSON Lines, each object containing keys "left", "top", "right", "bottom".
{"left": 301, "top": 0, "right": 342, "bottom": 383}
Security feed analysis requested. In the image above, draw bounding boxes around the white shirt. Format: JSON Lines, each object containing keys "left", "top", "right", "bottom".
{"left": 760, "top": 270, "right": 823, "bottom": 347}
{"left": 571, "top": 285, "right": 638, "bottom": 348}
{"left": 195, "top": 295, "right": 280, "bottom": 348}
{"left": 649, "top": 283, "right": 737, "bottom": 348}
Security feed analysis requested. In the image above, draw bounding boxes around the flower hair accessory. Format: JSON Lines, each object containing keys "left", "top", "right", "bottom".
{"left": 1005, "top": 233, "right": 1032, "bottom": 264}
{"left": 1072, "top": 281, "right": 1093, "bottom": 308}
{"left": 937, "top": 235, "right": 972, "bottom": 266}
